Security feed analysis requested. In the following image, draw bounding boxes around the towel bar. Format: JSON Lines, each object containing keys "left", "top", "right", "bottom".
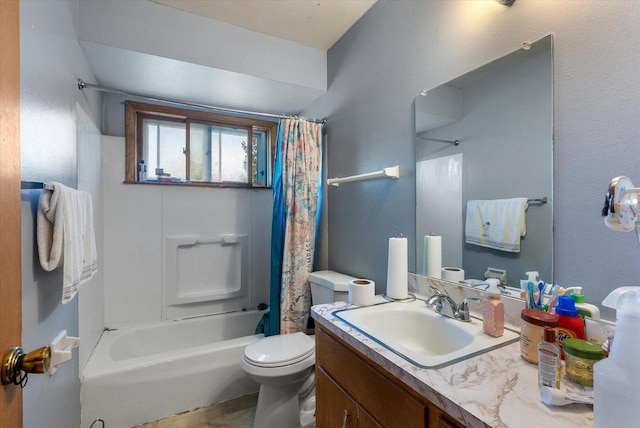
{"left": 327, "top": 165, "right": 399, "bottom": 187}
{"left": 20, "top": 181, "right": 54, "bottom": 190}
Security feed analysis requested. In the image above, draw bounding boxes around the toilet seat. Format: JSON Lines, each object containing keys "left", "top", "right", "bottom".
{"left": 244, "top": 332, "right": 315, "bottom": 368}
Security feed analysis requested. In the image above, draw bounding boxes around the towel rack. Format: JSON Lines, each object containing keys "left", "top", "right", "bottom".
{"left": 327, "top": 165, "right": 399, "bottom": 187}
{"left": 21, "top": 181, "right": 54, "bottom": 190}
{"left": 417, "top": 136, "right": 460, "bottom": 146}
{"left": 528, "top": 197, "right": 548, "bottom": 204}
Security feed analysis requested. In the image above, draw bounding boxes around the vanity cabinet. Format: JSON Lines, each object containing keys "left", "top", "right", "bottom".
{"left": 316, "top": 326, "right": 465, "bottom": 428}
{"left": 316, "top": 368, "right": 381, "bottom": 427}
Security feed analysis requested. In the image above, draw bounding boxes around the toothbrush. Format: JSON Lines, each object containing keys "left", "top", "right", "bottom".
{"left": 536, "top": 281, "right": 545, "bottom": 308}
{"left": 546, "top": 284, "right": 560, "bottom": 313}
{"left": 527, "top": 281, "right": 537, "bottom": 309}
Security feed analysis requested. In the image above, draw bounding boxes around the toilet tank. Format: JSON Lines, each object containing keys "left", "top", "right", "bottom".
{"left": 309, "top": 270, "right": 356, "bottom": 305}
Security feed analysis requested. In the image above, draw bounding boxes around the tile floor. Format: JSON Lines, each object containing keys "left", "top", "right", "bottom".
{"left": 135, "top": 393, "right": 258, "bottom": 428}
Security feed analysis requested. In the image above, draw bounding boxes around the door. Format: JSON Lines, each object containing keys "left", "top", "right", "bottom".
{"left": 0, "top": 0, "right": 23, "bottom": 426}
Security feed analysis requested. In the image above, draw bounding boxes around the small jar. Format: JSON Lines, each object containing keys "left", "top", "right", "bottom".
{"left": 521, "top": 309, "right": 558, "bottom": 364}
{"left": 563, "top": 338, "right": 604, "bottom": 386}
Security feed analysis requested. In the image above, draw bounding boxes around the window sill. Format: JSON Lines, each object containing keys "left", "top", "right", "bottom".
{"left": 123, "top": 180, "right": 272, "bottom": 190}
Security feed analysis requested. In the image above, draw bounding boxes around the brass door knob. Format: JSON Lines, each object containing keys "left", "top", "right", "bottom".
{"left": 1, "top": 345, "right": 52, "bottom": 386}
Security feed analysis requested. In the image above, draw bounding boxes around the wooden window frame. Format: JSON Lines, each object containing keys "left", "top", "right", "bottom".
{"left": 125, "top": 101, "right": 278, "bottom": 188}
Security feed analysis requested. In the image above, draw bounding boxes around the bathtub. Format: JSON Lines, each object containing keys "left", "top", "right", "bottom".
{"left": 81, "top": 309, "right": 266, "bottom": 428}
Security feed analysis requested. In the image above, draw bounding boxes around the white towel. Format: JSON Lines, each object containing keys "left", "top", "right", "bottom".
{"left": 465, "top": 198, "right": 528, "bottom": 253}
{"left": 37, "top": 182, "right": 97, "bottom": 304}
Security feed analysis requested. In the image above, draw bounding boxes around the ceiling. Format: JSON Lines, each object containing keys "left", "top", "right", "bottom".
{"left": 78, "top": 0, "right": 377, "bottom": 117}
{"left": 148, "top": 0, "right": 377, "bottom": 51}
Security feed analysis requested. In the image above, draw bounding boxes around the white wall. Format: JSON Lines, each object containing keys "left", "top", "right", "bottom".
{"left": 20, "top": 1, "right": 102, "bottom": 427}
{"left": 102, "top": 137, "right": 271, "bottom": 328}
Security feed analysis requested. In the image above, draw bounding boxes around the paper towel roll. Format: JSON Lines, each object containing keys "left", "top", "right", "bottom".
{"left": 348, "top": 279, "right": 376, "bottom": 306}
{"left": 386, "top": 237, "right": 408, "bottom": 300}
{"left": 423, "top": 235, "right": 442, "bottom": 278}
{"left": 441, "top": 267, "right": 465, "bottom": 283}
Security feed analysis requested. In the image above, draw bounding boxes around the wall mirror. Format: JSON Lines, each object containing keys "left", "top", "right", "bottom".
{"left": 415, "top": 35, "right": 553, "bottom": 296}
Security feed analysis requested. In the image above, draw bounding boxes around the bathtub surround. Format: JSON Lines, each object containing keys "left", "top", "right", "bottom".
{"left": 269, "top": 118, "right": 323, "bottom": 334}
{"left": 102, "top": 136, "right": 271, "bottom": 327}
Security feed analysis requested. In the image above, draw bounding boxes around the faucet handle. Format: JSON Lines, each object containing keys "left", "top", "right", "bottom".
{"left": 427, "top": 285, "right": 442, "bottom": 295}
{"left": 457, "top": 297, "right": 482, "bottom": 322}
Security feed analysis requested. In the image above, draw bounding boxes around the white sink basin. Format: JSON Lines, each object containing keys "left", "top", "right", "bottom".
{"left": 333, "top": 298, "right": 519, "bottom": 368}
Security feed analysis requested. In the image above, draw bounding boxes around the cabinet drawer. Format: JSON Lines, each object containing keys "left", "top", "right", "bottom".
{"left": 316, "top": 327, "right": 427, "bottom": 428}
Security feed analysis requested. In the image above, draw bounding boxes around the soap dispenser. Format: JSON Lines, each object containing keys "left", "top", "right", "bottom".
{"left": 564, "top": 286, "right": 601, "bottom": 320}
{"left": 522, "top": 271, "right": 539, "bottom": 300}
{"left": 483, "top": 278, "right": 504, "bottom": 337}
{"left": 594, "top": 287, "right": 640, "bottom": 428}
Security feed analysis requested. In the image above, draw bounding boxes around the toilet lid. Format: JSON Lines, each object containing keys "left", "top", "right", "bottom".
{"left": 244, "top": 332, "right": 314, "bottom": 367}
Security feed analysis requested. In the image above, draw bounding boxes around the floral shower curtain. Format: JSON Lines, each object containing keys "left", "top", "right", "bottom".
{"left": 268, "top": 118, "right": 323, "bottom": 335}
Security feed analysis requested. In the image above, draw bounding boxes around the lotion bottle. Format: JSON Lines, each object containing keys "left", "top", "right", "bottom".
{"left": 538, "top": 326, "right": 561, "bottom": 388}
{"left": 483, "top": 278, "right": 504, "bottom": 337}
{"left": 594, "top": 287, "right": 640, "bottom": 428}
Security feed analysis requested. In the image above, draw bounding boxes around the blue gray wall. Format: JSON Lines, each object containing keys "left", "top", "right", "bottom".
{"left": 20, "top": 1, "right": 102, "bottom": 427}
{"left": 303, "top": 0, "right": 640, "bottom": 319}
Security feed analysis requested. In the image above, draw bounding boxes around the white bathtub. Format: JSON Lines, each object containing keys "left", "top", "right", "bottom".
{"left": 81, "top": 310, "right": 266, "bottom": 428}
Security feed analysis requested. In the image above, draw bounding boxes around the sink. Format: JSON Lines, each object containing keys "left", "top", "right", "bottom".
{"left": 333, "top": 298, "right": 519, "bottom": 369}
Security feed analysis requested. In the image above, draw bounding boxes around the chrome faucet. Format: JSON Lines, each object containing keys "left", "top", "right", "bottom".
{"left": 426, "top": 293, "right": 481, "bottom": 322}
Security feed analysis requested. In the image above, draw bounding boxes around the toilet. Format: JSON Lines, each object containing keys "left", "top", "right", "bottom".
{"left": 240, "top": 270, "right": 356, "bottom": 428}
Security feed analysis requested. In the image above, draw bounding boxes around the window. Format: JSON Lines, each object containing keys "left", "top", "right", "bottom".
{"left": 125, "top": 101, "right": 277, "bottom": 188}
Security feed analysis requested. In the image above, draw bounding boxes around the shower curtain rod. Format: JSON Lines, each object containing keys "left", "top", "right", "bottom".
{"left": 77, "top": 79, "right": 327, "bottom": 125}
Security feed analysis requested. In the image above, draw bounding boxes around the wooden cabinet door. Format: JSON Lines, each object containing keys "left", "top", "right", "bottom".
{"left": 430, "top": 410, "right": 465, "bottom": 428}
{"left": 357, "top": 405, "right": 383, "bottom": 428}
{"left": 316, "top": 367, "right": 358, "bottom": 428}
{"left": 316, "top": 327, "right": 427, "bottom": 427}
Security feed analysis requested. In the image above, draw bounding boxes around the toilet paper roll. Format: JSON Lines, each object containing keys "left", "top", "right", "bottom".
{"left": 441, "top": 267, "right": 465, "bottom": 283}
{"left": 386, "top": 237, "right": 408, "bottom": 300}
{"left": 423, "top": 235, "right": 442, "bottom": 278}
{"left": 348, "top": 279, "right": 376, "bottom": 306}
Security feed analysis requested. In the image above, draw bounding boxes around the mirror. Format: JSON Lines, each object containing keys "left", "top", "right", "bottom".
{"left": 415, "top": 35, "right": 553, "bottom": 296}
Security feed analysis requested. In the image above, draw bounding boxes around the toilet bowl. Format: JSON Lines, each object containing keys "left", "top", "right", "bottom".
{"left": 241, "top": 270, "right": 356, "bottom": 428}
{"left": 240, "top": 332, "right": 316, "bottom": 428}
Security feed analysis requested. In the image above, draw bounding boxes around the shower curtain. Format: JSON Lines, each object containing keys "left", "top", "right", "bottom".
{"left": 268, "top": 118, "right": 323, "bottom": 335}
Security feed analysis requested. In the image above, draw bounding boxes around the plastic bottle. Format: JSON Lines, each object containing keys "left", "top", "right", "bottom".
{"left": 594, "top": 287, "right": 640, "bottom": 428}
{"left": 538, "top": 326, "right": 561, "bottom": 388}
{"left": 138, "top": 160, "right": 147, "bottom": 181}
{"left": 563, "top": 286, "right": 601, "bottom": 320}
{"left": 555, "top": 295, "right": 586, "bottom": 359}
{"left": 483, "top": 278, "right": 504, "bottom": 337}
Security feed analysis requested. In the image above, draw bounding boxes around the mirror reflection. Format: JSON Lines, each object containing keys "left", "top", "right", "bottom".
{"left": 415, "top": 35, "right": 553, "bottom": 296}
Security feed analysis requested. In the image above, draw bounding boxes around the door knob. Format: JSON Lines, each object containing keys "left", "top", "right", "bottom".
{"left": 1, "top": 345, "right": 51, "bottom": 387}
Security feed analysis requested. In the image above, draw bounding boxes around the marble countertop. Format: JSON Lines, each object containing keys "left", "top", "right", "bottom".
{"left": 311, "top": 297, "right": 594, "bottom": 428}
